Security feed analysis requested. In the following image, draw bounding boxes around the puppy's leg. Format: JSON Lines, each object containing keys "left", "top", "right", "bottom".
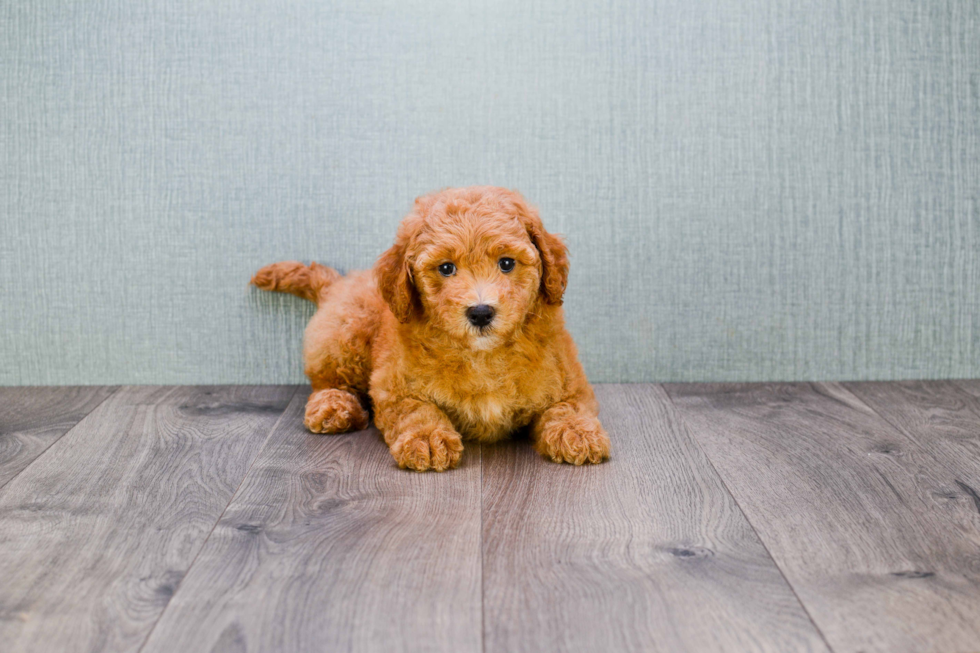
{"left": 305, "top": 388, "right": 369, "bottom": 434}
{"left": 299, "top": 271, "right": 379, "bottom": 435}
{"left": 375, "top": 398, "right": 463, "bottom": 472}
{"left": 531, "top": 400, "right": 610, "bottom": 465}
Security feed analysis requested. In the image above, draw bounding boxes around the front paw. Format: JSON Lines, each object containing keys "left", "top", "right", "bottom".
{"left": 304, "top": 389, "right": 369, "bottom": 434}
{"left": 535, "top": 415, "right": 610, "bottom": 465}
{"left": 389, "top": 426, "right": 464, "bottom": 472}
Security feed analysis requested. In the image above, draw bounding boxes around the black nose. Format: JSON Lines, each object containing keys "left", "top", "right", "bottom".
{"left": 466, "top": 304, "right": 495, "bottom": 328}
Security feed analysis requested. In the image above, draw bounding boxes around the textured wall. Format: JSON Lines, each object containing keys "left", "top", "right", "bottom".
{"left": 2, "top": 0, "right": 979, "bottom": 385}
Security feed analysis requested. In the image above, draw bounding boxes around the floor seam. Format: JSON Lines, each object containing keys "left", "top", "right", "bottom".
{"left": 0, "top": 385, "right": 122, "bottom": 495}
{"left": 659, "top": 382, "right": 839, "bottom": 653}
{"left": 841, "top": 380, "right": 980, "bottom": 486}
{"left": 849, "top": 379, "right": 980, "bottom": 434}
{"left": 134, "top": 384, "right": 303, "bottom": 653}
{"left": 837, "top": 381, "right": 913, "bottom": 440}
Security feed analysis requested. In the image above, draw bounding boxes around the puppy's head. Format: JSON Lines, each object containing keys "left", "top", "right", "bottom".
{"left": 376, "top": 186, "right": 568, "bottom": 349}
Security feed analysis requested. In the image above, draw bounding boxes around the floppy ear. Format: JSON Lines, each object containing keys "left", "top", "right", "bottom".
{"left": 376, "top": 240, "right": 419, "bottom": 322}
{"left": 516, "top": 203, "right": 569, "bottom": 305}
{"left": 534, "top": 228, "right": 569, "bottom": 304}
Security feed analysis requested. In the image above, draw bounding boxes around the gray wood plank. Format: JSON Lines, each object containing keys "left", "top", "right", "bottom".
{"left": 482, "top": 384, "right": 830, "bottom": 653}
{"left": 0, "top": 386, "right": 117, "bottom": 488}
{"left": 140, "top": 389, "right": 483, "bottom": 653}
{"left": 845, "top": 380, "right": 980, "bottom": 493}
{"left": 0, "top": 385, "right": 296, "bottom": 653}
{"left": 951, "top": 379, "right": 980, "bottom": 408}
{"left": 666, "top": 382, "right": 980, "bottom": 653}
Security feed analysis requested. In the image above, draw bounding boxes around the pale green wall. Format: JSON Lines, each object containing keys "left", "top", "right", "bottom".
{"left": 2, "top": 0, "right": 979, "bottom": 384}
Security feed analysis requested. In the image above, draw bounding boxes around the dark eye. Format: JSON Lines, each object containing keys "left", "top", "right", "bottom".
{"left": 438, "top": 262, "right": 456, "bottom": 277}
{"left": 498, "top": 257, "right": 516, "bottom": 273}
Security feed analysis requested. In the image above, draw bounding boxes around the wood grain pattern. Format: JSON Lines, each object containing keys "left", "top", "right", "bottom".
{"left": 845, "top": 380, "right": 980, "bottom": 499}
{"left": 482, "top": 384, "right": 829, "bottom": 653}
{"left": 5, "top": 382, "right": 979, "bottom": 652}
{"left": 0, "top": 386, "right": 117, "bottom": 488}
{"left": 666, "top": 382, "right": 980, "bottom": 653}
{"left": 0, "top": 385, "right": 296, "bottom": 653}
{"left": 141, "top": 389, "right": 483, "bottom": 653}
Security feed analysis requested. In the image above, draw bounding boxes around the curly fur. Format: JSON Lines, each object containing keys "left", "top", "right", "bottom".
{"left": 252, "top": 186, "right": 609, "bottom": 471}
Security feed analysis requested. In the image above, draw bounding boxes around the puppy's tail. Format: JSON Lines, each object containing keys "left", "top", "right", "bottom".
{"left": 250, "top": 261, "right": 341, "bottom": 305}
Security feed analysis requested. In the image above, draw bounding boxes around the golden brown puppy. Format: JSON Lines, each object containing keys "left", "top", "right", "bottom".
{"left": 252, "top": 186, "right": 609, "bottom": 471}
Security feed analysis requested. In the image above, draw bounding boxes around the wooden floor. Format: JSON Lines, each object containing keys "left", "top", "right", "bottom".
{"left": 1, "top": 383, "right": 979, "bottom": 653}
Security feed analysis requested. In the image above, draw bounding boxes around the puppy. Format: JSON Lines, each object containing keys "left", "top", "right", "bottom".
{"left": 252, "top": 186, "right": 609, "bottom": 471}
